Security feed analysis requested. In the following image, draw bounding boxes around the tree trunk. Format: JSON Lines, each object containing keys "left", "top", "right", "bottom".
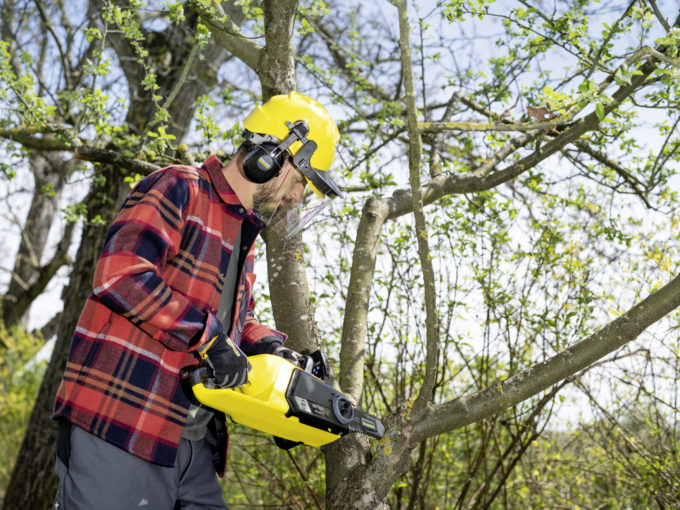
{"left": 258, "top": 0, "right": 316, "bottom": 352}
{"left": 3, "top": 165, "right": 126, "bottom": 509}
{"left": 325, "top": 434, "right": 394, "bottom": 510}
{"left": 263, "top": 226, "right": 318, "bottom": 351}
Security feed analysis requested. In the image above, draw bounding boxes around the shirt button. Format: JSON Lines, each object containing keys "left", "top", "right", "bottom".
{"left": 238, "top": 207, "right": 244, "bottom": 214}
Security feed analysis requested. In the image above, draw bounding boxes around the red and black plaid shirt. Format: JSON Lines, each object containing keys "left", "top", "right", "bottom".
{"left": 53, "top": 155, "right": 285, "bottom": 466}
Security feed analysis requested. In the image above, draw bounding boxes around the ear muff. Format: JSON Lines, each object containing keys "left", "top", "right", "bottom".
{"left": 243, "top": 142, "right": 286, "bottom": 183}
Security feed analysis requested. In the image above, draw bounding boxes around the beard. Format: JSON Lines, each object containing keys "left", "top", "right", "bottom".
{"left": 252, "top": 180, "right": 281, "bottom": 217}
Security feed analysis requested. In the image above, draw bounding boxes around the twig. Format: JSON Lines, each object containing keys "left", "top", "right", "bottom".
{"left": 646, "top": 0, "right": 671, "bottom": 31}
{"left": 395, "top": 0, "right": 439, "bottom": 416}
{"left": 148, "top": 39, "right": 202, "bottom": 129}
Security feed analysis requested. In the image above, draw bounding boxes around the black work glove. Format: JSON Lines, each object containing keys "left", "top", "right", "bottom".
{"left": 198, "top": 334, "right": 251, "bottom": 388}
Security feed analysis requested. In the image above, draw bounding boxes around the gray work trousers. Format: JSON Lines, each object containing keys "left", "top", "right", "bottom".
{"left": 54, "top": 423, "right": 228, "bottom": 510}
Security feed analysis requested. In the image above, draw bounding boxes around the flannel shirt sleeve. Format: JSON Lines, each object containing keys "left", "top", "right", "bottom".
{"left": 91, "top": 168, "right": 213, "bottom": 352}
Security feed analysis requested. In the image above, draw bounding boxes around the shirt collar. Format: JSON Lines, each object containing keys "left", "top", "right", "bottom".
{"left": 202, "top": 155, "right": 266, "bottom": 229}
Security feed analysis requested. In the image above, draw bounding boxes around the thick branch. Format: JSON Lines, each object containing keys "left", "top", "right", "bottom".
{"left": 339, "top": 199, "right": 390, "bottom": 400}
{"left": 190, "top": 0, "right": 263, "bottom": 71}
{"left": 412, "top": 273, "right": 680, "bottom": 440}
{"left": 2, "top": 222, "right": 75, "bottom": 329}
{"left": 74, "top": 146, "right": 160, "bottom": 174}
{"left": 0, "top": 125, "right": 160, "bottom": 173}
{"left": 419, "top": 116, "right": 571, "bottom": 133}
{"left": 260, "top": 0, "right": 298, "bottom": 96}
{"left": 386, "top": 130, "right": 542, "bottom": 220}
{"left": 0, "top": 126, "right": 74, "bottom": 151}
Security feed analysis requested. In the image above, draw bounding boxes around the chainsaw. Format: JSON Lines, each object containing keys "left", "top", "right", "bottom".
{"left": 187, "top": 350, "right": 385, "bottom": 448}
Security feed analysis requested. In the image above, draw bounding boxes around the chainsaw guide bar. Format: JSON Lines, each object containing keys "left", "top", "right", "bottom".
{"left": 286, "top": 368, "right": 385, "bottom": 439}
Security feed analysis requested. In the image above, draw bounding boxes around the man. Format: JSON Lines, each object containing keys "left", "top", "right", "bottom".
{"left": 52, "top": 91, "right": 341, "bottom": 509}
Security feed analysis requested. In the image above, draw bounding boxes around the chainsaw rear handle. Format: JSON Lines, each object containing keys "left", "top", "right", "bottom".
{"left": 185, "top": 348, "right": 329, "bottom": 387}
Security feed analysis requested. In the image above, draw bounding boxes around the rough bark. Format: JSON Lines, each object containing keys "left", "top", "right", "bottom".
{"left": 263, "top": 226, "right": 318, "bottom": 351}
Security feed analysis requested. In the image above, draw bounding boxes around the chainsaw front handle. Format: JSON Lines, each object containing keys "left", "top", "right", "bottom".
{"left": 187, "top": 364, "right": 213, "bottom": 387}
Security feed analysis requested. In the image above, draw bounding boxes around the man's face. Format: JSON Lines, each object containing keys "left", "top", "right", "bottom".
{"left": 252, "top": 160, "right": 307, "bottom": 218}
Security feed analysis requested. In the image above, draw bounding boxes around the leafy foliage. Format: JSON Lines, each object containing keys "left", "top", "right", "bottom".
{"left": 0, "top": 327, "right": 46, "bottom": 499}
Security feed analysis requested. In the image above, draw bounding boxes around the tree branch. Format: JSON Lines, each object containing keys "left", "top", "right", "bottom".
{"left": 190, "top": 0, "right": 263, "bottom": 72}
{"left": 340, "top": 198, "right": 390, "bottom": 400}
{"left": 419, "top": 116, "right": 572, "bottom": 133}
{"left": 413, "top": 272, "right": 680, "bottom": 441}
{"left": 647, "top": 0, "right": 671, "bottom": 31}
{"left": 0, "top": 126, "right": 160, "bottom": 174}
{"left": 74, "top": 146, "right": 160, "bottom": 174}
{"left": 395, "top": 0, "right": 438, "bottom": 416}
{"left": 570, "top": 139, "right": 653, "bottom": 208}
{"left": 420, "top": 41, "right": 680, "bottom": 136}
{"left": 0, "top": 126, "right": 74, "bottom": 151}
{"left": 259, "top": 0, "right": 298, "bottom": 96}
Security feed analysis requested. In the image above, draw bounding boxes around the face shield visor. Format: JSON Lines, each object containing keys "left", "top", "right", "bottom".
{"left": 282, "top": 196, "right": 332, "bottom": 237}
{"left": 246, "top": 122, "right": 342, "bottom": 238}
{"left": 262, "top": 179, "right": 333, "bottom": 239}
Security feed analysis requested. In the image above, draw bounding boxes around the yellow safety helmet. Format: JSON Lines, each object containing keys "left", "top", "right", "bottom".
{"left": 242, "top": 92, "right": 342, "bottom": 198}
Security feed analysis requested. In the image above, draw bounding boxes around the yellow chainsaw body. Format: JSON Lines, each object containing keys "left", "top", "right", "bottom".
{"left": 191, "top": 354, "right": 341, "bottom": 447}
